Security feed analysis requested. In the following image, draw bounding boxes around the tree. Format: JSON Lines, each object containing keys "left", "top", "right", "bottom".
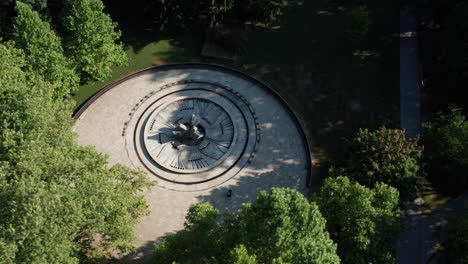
{"left": 1, "top": 0, "right": 50, "bottom": 37}
{"left": 19, "top": 0, "right": 48, "bottom": 17}
{"left": 152, "top": 188, "right": 340, "bottom": 264}
{"left": 315, "top": 176, "right": 402, "bottom": 264}
{"left": 229, "top": 245, "right": 257, "bottom": 264}
{"left": 334, "top": 127, "right": 423, "bottom": 202}
{"left": 63, "top": 0, "right": 127, "bottom": 82}
{"left": 422, "top": 106, "right": 468, "bottom": 194}
{"left": 12, "top": 2, "right": 79, "bottom": 98}
{"left": 0, "top": 41, "right": 153, "bottom": 263}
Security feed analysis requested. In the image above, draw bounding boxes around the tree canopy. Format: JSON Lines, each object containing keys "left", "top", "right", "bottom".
{"left": 0, "top": 41, "right": 152, "bottom": 263}
{"left": 12, "top": 1, "right": 79, "bottom": 98}
{"left": 63, "top": 0, "right": 127, "bottom": 82}
{"left": 315, "top": 176, "right": 401, "bottom": 264}
{"left": 18, "top": 0, "right": 48, "bottom": 18}
{"left": 422, "top": 106, "right": 468, "bottom": 194}
{"left": 333, "top": 127, "right": 422, "bottom": 202}
{"left": 152, "top": 188, "right": 340, "bottom": 264}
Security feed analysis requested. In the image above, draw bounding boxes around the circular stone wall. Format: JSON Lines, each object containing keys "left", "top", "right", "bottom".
{"left": 73, "top": 64, "right": 311, "bottom": 259}
{"left": 75, "top": 64, "right": 311, "bottom": 192}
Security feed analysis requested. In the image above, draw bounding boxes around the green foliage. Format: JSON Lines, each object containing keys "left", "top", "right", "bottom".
{"left": 1, "top": 0, "right": 50, "bottom": 37}
{"left": 152, "top": 188, "right": 340, "bottom": 264}
{"left": 234, "top": 188, "right": 340, "bottom": 264}
{"left": 153, "top": 203, "right": 224, "bottom": 264}
{"left": 12, "top": 2, "right": 79, "bottom": 98}
{"left": 347, "top": 6, "right": 370, "bottom": 41}
{"left": 63, "top": 0, "right": 127, "bottom": 82}
{"left": 229, "top": 245, "right": 257, "bottom": 264}
{"left": 443, "top": 208, "right": 468, "bottom": 264}
{"left": 315, "top": 176, "right": 402, "bottom": 264}
{"left": 0, "top": 42, "right": 152, "bottom": 263}
{"left": 422, "top": 106, "right": 468, "bottom": 194}
{"left": 19, "top": 0, "right": 48, "bottom": 17}
{"left": 334, "top": 127, "right": 422, "bottom": 202}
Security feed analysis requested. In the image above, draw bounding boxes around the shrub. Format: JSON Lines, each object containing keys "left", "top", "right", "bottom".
{"left": 333, "top": 127, "right": 423, "bottom": 202}
{"left": 422, "top": 106, "right": 468, "bottom": 194}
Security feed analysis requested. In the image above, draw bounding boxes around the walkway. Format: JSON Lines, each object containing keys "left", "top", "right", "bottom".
{"left": 399, "top": 7, "right": 421, "bottom": 138}
{"left": 397, "top": 192, "right": 468, "bottom": 264}
{"left": 397, "top": 8, "right": 468, "bottom": 264}
{"left": 396, "top": 6, "right": 424, "bottom": 264}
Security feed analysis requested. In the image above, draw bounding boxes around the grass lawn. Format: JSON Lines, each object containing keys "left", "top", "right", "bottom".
{"left": 72, "top": 35, "right": 203, "bottom": 110}
{"left": 74, "top": 0, "right": 400, "bottom": 180}
{"left": 420, "top": 183, "right": 452, "bottom": 213}
{"left": 233, "top": 0, "right": 399, "bottom": 169}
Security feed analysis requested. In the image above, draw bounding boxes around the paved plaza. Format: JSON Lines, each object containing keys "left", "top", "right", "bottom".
{"left": 73, "top": 64, "right": 311, "bottom": 262}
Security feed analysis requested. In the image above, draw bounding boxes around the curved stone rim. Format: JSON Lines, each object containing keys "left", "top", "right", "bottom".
{"left": 73, "top": 63, "right": 313, "bottom": 188}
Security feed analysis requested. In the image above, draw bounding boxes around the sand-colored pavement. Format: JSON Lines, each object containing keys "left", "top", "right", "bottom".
{"left": 73, "top": 64, "right": 311, "bottom": 262}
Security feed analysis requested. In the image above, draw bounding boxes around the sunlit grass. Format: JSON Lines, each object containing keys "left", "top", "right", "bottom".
{"left": 421, "top": 184, "right": 452, "bottom": 213}
{"left": 72, "top": 37, "right": 201, "bottom": 110}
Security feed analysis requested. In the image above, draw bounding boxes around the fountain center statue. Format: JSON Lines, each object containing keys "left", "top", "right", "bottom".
{"left": 171, "top": 114, "right": 206, "bottom": 147}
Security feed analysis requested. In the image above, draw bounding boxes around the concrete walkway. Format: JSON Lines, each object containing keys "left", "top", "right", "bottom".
{"left": 396, "top": 7, "right": 424, "bottom": 264}
{"left": 397, "top": 193, "right": 468, "bottom": 264}
{"left": 399, "top": 7, "right": 422, "bottom": 138}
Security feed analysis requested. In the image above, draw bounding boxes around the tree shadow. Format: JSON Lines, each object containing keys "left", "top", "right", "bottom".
{"left": 111, "top": 239, "right": 156, "bottom": 264}
{"left": 102, "top": 0, "right": 205, "bottom": 54}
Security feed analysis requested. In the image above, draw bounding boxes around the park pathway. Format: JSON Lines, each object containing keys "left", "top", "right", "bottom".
{"left": 396, "top": 7, "right": 468, "bottom": 264}
{"left": 396, "top": 6, "right": 424, "bottom": 264}
{"left": 399, "top": 7, "right": 421, "bottom": 138}
{"left": 397, "top": 192, "right": 468, "bottom": 264}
